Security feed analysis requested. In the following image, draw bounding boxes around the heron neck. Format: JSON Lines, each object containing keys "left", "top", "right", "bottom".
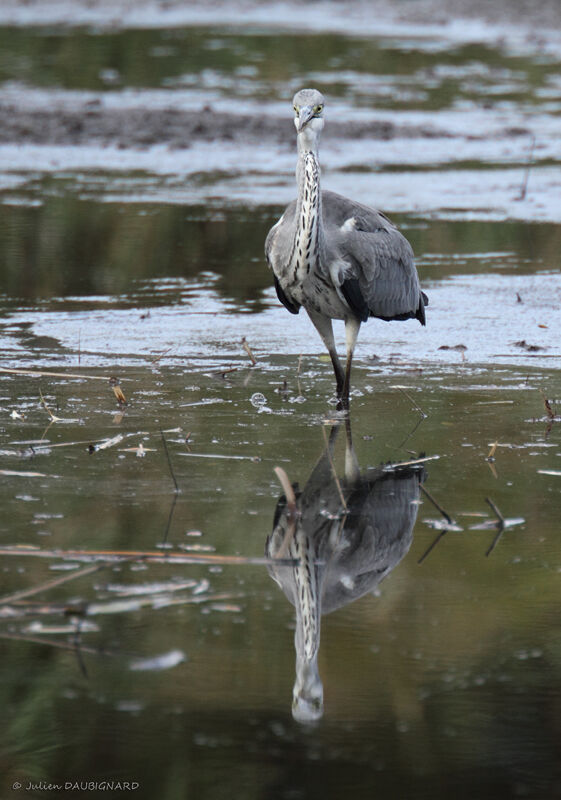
{"left": 293, "top": 149, "right": 323, "bottom": 272}
{"left": 292, "top": 537, "right": 323, "bottom": 721}
{"left": 296, "top": 147, "right": 321, "bottom": 203}
{"left": 293, "top": 532, "right": 321, "bottom": 662}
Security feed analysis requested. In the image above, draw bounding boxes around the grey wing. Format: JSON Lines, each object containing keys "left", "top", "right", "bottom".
{"left": 322, "top": 191, "right": 427, "bottom": 325}
{"left": 265, "top": 200, "right": 301, "bottom": 315}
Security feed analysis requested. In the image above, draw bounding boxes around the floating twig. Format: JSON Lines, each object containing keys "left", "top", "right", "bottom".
{"left": 486, "top": 440, "right": 498, "bottom": 461}
{"left": 516, "top": 133, "right": 536, "bottom": 201}
{"left": 0, "top": 468, "right": 52, "bottom": 478}
{"left": 0, "top": 630, "right": 106, "bottom": 656}
{"left": 0, "top": 563, "right": 103, "bottom": 605}
{"left": 485, "top": 497, "right": 506, "bottom": 556}
{"left": 486, "top": 440, "right": 499, "bottom": 478}
{"left": 0, "top": 545, "right": 296, "bottom": 567}
{"left": 321, "top": 425, "right": 348, "bottom": 512}
{"left": 384, "top": 454, "right": 439, "bottom": 471}
{"left": 274, "top": 466, "right": 298, "bottom": 516}
{"left": 417, "top": 484, "right": 458, "bottom": 564}
{"left": 273, "top": 466, "right": 299, "bottom": 559}
{"left": 151, "top": 347, "right": 174, "bottom": 365}
{"left": 0, "top": 367, "right": 129, "bottom": 382}
{"left": 417, "top": 529, "right": 448, "bottom": 565}
{"left": 89, "top": 434, "right": 124, "bottom": 453}
{"left": 392, "top": 385, "right": 428, "bottom": 419}
{"left": 39, "top": 388, "right": 60, "bottom": 422}
{"left": 486, "top": 496, "right": 505, "bottom": 524}
{"left": 420, "top": 484, "right": 453, "bottom": 524}
{"left": 161, "top": 494, "right": 178, "bottom": 546}
{"left": 178, "top": 452, "right": 260, "bottom": 462}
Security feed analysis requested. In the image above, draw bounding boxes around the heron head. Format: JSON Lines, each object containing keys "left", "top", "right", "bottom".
{"left": 292, "top": 651, "right": 324, "bottom": 723}
{"left": 293, "top": 88, "right": 325, "bottom": 139}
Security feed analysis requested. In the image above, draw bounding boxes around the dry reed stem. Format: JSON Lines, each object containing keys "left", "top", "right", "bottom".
{"left": 0, "top": 563, "right": 103, "bottom": 605}
{"left": 0, "top": 367, "right": 129, "bottom": 382}
{"left": 321, "top": 425, "right": 348, "bottom": 512}
{"left": 273, "top": 466, "right": 299, "bottom": 559}
{"left": 540, "top": 389, "right": 555, "bottom": 420}
{"left": 241, "top": 337, "right": 257, "bottom": 366}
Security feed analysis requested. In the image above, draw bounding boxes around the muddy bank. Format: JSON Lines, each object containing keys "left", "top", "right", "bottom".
{"left": 0, "top": 98, "right": 456, "bottom": 149}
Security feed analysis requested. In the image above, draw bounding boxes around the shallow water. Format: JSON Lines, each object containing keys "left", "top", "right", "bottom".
{"left": 0, "top": 6, "right": 560, "bottom": 800}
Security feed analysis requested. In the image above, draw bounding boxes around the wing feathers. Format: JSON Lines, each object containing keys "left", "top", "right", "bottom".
{"left": 274, "top": 275, "right": 301, "bottom": 315}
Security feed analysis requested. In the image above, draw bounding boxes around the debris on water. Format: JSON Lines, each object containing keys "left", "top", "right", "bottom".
{"left": 102, "top": 580, "right": 198, "bottom": 597}
{"left": 178, "top": 543, "right": 216, "bottom": 553}
{"left": 109, "top": 377, "right": 127, "bottom": 405}
{"left": 538, "top": 469, "right": 561, "bottom": 476}
{"left": 89, "top": 434, "right": 124, "bottom": 453}
{"left": 423, "top": 518, "right": 463, "bottom": 532}
{"left": 178, "top": 451, "right": 260, "bottom": 461}
{"left": 470, "top": 517, "right": 525, "bottom": 531}
{"left": 210, "top": 603, "right": 243, "bottom": 613}
{"left": 250, "top": 392, "right": 267, "bottom": 408}
{"left": 179, "top": 398, "right": 227, "bottom": 408}
{"left": 192, "top": 579, "right": 211, "bottom": 596}
{"left": 118, "top": 443, "right": 155, "bottom": 457}
{"left": 0, "top": 468, "right": 51, "bottom": 478}
{"left": 129, "top": 649, "right": 187, "bottom": 672}
{"left": 23, "top": 620, "right": 99, "bottom": 635}
{"left": 513, "top": 340, "right": 545, "bottom": 352}
{"left": 476, "top": 400, "right": 514, "bottom": 405}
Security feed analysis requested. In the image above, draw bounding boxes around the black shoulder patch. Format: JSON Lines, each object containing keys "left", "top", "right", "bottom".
{"left": 341, "top": 277, "right": 369, "bottom": 322}
{"left": 274, "top": 276, "right": 301, "bottom": 315}
{"left": 416, "top": 291, "right": 428, "bottom": 326}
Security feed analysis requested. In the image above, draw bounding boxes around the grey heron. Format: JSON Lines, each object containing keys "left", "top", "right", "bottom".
{"left": 265, "top": 88, "right": 427, "bottom": 407}
{"left": 266, "top": 421, "right": 425, "bottom": 722}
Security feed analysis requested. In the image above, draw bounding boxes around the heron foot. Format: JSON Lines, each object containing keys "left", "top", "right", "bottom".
{"left": 335, "top": 394, "right": 350, "bottom": 413}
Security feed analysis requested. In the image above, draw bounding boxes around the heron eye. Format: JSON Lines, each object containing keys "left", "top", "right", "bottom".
{"left": 314, "top": 104, "right": 323, "bottom": 115}
{"left": 294, "top": 105, "right": 299, "bottom": 115}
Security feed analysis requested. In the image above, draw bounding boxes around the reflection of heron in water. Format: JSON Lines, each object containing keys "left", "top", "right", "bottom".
{"left": 266, "top": 421, "right": 425, "bottom": 723}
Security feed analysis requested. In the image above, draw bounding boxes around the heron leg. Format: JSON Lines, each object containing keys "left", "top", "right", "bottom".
{"left": 341, "top": 317, "right": 361, "bottom": 408}
{"left": 306, "top": 309, "right": 345, "bottom": 397}
{"left": 343, "top": 415, "right": 360, "bottom": 483}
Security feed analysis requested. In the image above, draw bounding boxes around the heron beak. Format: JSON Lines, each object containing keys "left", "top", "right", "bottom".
{"left": 297, "top": 105, "right": 315, "bottom": 132}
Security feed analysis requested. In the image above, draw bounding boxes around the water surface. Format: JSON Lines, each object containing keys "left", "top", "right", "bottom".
{"left": 0, "top": 6, "right": 560, "bottom": 800}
